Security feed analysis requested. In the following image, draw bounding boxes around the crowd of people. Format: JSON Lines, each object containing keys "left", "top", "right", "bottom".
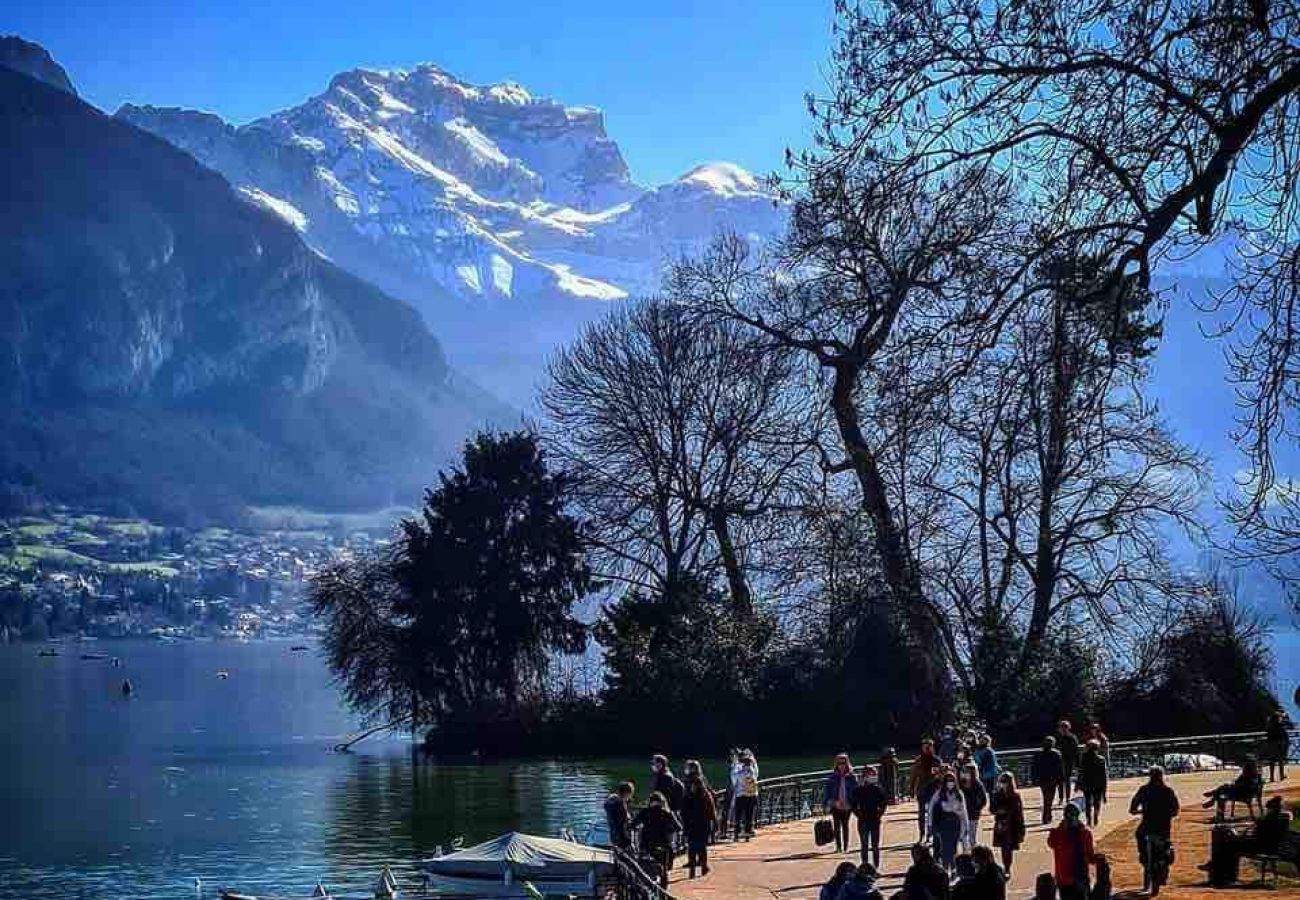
{"left": 601, "top": 714, "right": 1294, "bottom": 897}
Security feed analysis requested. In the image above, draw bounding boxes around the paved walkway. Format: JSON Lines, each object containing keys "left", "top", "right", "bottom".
{"left": 670, "top": 770, "right": 1232, "bottom": 900}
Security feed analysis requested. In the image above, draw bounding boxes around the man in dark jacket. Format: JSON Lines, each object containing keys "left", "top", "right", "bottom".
{"left": 1031, "top": 737, "right": 1065, "bottom": 824}
{"left": 604, "top": 781, "right": 635, "bottom": 850}
{"left": 1056, "top": 720, "right": 1080, "bottom": 802}
{"left": 632, "top": 791, "right": 682, "bottom": 888}
{"left": 652, "top": 754, "right": 686, "bottom": 812}
{"left": 853, "top": 765, "right": 890, "bottom": 868}
{"left": 1128, "top": 766, "right": 1180, "bottom": 895}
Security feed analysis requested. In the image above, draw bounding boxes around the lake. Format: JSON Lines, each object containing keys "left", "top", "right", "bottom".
{"left": 2, "top": 630, "right": 1296, "bottom": 899}
{"left": 0, "top": 640, "right": 825, "bottom": 900}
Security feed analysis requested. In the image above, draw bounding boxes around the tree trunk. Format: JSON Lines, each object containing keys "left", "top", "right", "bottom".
{"left": 829, "top": 363, "right": 952, "bottom": 706}
{"left": 710, "top": 508, "right": 753, "bottom": 617}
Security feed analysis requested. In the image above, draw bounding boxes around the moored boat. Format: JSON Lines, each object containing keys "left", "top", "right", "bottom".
{"left": 419, "top": 832, "right": 613, "bottom": 898}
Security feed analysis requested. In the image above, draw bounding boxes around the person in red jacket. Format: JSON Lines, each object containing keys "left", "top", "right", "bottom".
{"left": 1047, "top": 804, "right": 1096, "bottom": 900}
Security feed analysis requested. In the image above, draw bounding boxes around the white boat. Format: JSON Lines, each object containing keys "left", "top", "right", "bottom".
{"left": 419, "top": 832, "right": 614, "bottom": 898}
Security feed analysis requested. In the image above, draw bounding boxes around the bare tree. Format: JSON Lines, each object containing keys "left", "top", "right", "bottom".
{"left": 672, "top": 161, "right": 1020, "bottom": 700}
{"left": 541, "top": 299, "right": 812, "bottom": 614}
{"left": 919, "top": 254, "right": 1208, "bottom": 693}
{"left": 816, "top": 0, "right": 1300, "bottom": 558}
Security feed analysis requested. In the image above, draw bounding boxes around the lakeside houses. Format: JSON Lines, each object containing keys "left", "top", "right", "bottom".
{"left": 0, "top": 508, "right": 390, "bottom": 642}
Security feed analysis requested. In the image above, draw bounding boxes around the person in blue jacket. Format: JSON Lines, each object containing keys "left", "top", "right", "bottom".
{"left": 823, "top": 753, "right": 859, "bottom": 853}
{"left": 974, "top": 734, "right": 1000, "bottom": 797}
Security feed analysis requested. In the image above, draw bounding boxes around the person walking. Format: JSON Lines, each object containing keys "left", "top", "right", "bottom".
{"left": 1031, "top": 736, "right": 1065, "bottom": 824}
{"left": 632, "top": 791, "right": 681, "bottom": 888}
{"left": 1076, "top": 740, "right": 1108, "bottom": 827}
{"left": 853, "top": 764, "right": 889, "bottom": 869}
{"left": 989, "top": 772, "right": 1026, "bottom": 877}
{"left": 1056, "top": 720, "right": 1080, "bottom": 802}
{"left": 681, "top": 760, "right": 716, "bottom": 878}
{"left": 1047, "top": 804, "right": 1096, "bottom": 900}
{"left": 604, "top": 781, "right": 634, "bottom": 850}
{"left": 927, "top": 771, "right": 971, "bottom": 872}
{"left": 909, "top": 739, "right": 941, "bottom": 839}
{"left": 879, "top": 748, "right": 900, "bottom": 805}
{"left": 824, "top": 753, "right": 859, "bottom": 853}
{"left": 1264, "top": 710, "right": 1292, "bottom": 782}
{"left": 1128, "top": 765, "right": 1180, "bottom": 895}
{"left": 958, "top": 764, "right": 988, "bottom": 839}
{"left": 731, "top": 749, "right": 759, "bottom": 841}
{"left": 973, "top": 735, "right": 999, "bottom": 798}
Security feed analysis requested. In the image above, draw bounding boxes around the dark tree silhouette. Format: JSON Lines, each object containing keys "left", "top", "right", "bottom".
{"left": 310, "top": 431, "right": 594, "bottom": 737}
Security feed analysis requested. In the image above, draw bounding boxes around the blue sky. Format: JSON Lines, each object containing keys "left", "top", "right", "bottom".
{"left": 2, "top": 0, "right": 833, "bottom": 187}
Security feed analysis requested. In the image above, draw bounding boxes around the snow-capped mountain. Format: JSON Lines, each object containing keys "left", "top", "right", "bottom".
{"left": 118, "top": 65, "right": 787, "bottom": 400}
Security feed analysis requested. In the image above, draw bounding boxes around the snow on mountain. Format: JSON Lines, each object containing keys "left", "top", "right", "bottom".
{"left": 117, "top": 64, "right": 787, "bottom": 400}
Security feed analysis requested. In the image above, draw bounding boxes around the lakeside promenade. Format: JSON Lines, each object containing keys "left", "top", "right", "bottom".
{"left": 669, "top": 770, "right": 1233, "bottom": 900}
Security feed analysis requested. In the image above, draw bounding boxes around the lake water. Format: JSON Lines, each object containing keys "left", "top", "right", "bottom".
{"left": 2, "top": 630, "right": 1296, "bottom": 900}
{"left": 0, "top": 640, "right": 825, "bottom": 900}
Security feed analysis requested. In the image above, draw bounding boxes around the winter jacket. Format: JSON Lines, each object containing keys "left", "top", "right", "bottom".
{"left": 904, "top": 859, "right": 951, "bottom": 900}
{"left": 959, "top": 777, "right": 988, "bottom": 819}
{"left": 990, "top": 790, "right": 1026, "bottom": 850}
{"left": 824, "top": 770, "right": 859, "bottom": 810}
{"left": 604, "top": 794, "right": 632, "bottom": 849}
{"left": 1076, "top": 748, "right": 1108, "bottom": 795}
{"left": 681, "top": 775, "right": 717, "bottom": 838}
{"left": 837, "top": 876, "right": 884, "bottom": 900}
{"left": 633, "top": 805, "right": 681, "bottom": 851}
{"left": 732, "top": 762, "right": 759, "bottom": 798}
{"left": 1031, "top": 748, "right": 1065, "bottom": 786}
{"left": 927, "top": 786, "right": 972, "bottom": 845}
{"left": 851, "top": 780, "right": 889, "bottom": 823}
{"left": 974, "top": 746, "right": 999, "bottom": 781}
{"left": 1129, "top": 783, "right": 1180, "bottom": 837}
{"left": 909, "top": 751, "right": 940, "bottom": 796}
{"left": 1047, "top": 822, "right": 1096, "bottom": 887}
{"left": 1057, "top": 731, "right": 1081, "bottom": 769}
{"left": 653, "top": 770, "right": 686, "bottom": 811}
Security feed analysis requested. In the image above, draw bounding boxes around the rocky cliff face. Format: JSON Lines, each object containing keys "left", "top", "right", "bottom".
{"left": 0, "top": 35, "right": 77, "bottom": 95}
{"left": 118, "top": 65, "right": 787, "bottom": 400}
{"left": 0, "top": 64, "right": 505, "bottom": 522}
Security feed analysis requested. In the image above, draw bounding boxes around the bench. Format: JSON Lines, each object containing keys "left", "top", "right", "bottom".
{"left": 1248, "top": 831, "right": 1300, "bottom": 886}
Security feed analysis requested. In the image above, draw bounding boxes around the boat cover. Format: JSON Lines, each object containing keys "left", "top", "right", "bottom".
{"left": 421, "top": 832, "right": 613, "bottom": 879}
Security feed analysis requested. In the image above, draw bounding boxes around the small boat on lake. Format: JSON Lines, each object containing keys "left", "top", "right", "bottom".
{"left": 420, "top": 832, "right": 613, "bottom": 898}
{"left": 290, "top": 645, "right": 310, "bottom": 652}
{"left": 80, "top": 652, "right": 109, "bottom": 660}
{"left": 37, "top": 648, "right": 59, "bottom": 657}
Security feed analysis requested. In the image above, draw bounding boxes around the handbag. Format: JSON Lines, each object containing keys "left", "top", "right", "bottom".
{"left": 814, "top": 818, "right": 835, "bottom": 846}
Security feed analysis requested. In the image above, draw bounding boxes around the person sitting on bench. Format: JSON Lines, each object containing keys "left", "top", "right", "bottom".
{"left": 1200, "top": 759, "right": 1264, "bottom": 820}
{"left": 1199, "top": 796, "right": 1292, "bottom": 885}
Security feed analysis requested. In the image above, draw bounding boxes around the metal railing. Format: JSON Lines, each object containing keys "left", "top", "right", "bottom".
{"left": 714, "top": 728, "right": 1298, "bottom": 832}
{"left": 609, "top": 847, "right": 680, "bottom": 900}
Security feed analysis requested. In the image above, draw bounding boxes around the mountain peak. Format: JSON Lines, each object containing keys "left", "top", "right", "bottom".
{"left": 0, "top": 36, "right": 77, "bottom": 96}
{"left": 675, "top": 162, "right": 766, "bottom": 197}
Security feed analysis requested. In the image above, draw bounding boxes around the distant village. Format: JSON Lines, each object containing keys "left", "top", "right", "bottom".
{"left": 0, "top": 508, "right": 395, "bottom": 643}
